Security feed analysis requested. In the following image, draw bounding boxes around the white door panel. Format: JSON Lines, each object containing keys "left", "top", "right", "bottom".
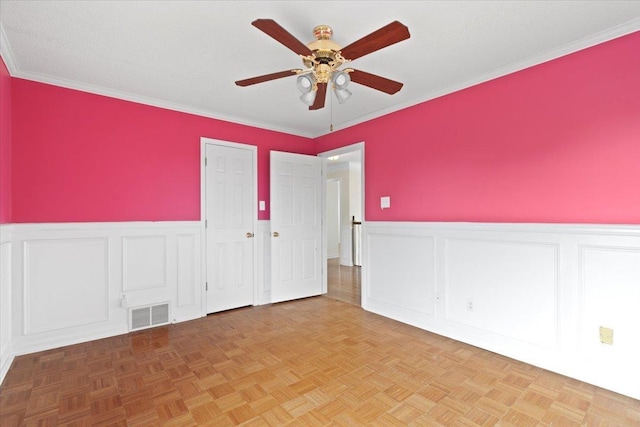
{"left": 271, "top": 151, "right": 323, "bottom": 303}
{"left": 206, "top": 143, "right": 255, "bottom": 313}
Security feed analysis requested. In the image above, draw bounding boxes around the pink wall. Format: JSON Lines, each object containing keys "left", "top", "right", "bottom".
{"left": 8, "top": 32, "right": 640, "bottom": 225}
{"left": 316, "top": 31, "right": 640, "bottom": 224}
{"left": 11, "top": 79, "right": 314, "bottom": 222}
{"left": 0, "top": 57, "right": 10, "bottom": 224}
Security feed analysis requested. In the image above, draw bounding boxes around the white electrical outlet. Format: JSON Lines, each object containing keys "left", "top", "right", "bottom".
{"left": 466, "top": 300, "right": 473, "bottom": 312}
{"left": 381, "top": 196, "right": 391, "bottom": 209}
{"left": 599, "top": 326, "right": 613, "bottom": 345}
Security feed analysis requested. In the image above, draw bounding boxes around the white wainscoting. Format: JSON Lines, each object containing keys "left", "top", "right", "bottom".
{"left": 122, "top": 235, "right": 167, "bottom": 292}
{"left": 2, "top": 220, "right": 639, "bottom": 399}
{"left": 363, "top": 222, "right": 640, "bottom": 399}
{"left": 177, "top": 234, "right": 196, "bottom": 307}
{"left": 4, "top": 221, "right": 202, "bottom": 374}
{"left": 0, "top": 224, "right": 13, "bottom": 383}
{"left": 24, "top": 237, "right": 110, "bottom": 335}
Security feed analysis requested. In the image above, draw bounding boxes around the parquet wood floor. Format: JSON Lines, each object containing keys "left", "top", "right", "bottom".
{"left": 1, "top": 297, "right": 639, "bottom": 426}
{"left": 326, "top": 258, "right": 361, "bottom": 306}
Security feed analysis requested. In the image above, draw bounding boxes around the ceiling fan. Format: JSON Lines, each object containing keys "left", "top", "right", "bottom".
{"left": 235, "top": 19, "right": 410, "bottom": 110}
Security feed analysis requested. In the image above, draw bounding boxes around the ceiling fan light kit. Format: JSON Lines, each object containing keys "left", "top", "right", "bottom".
{"left": 299, "top": 87, "right": 317, "bottom": 107}
{"left": 332, "top": 70, "right": 352, "bottom": 104}
{"left": 332, "top": 70, "right": 351, "bottom": 89}
{"left": 235, "top": 19, "right": 410, "bottom": 110}
{"left": 296, "top": 74, "right": 314, "bottom": 92}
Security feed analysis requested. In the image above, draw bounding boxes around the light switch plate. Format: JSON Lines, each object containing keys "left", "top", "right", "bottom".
{"left": 381, "top": 196, "right": 391, "bottom": 209}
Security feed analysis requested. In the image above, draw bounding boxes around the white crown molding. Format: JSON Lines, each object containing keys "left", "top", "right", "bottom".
{"left": 314, "top": 18, "right": 640, "bottom": 138}
{"left": 0, "top": 24, "right": 18, "bottom": 75}
{"left": 0, "top": 21, "right": 313, "bottom": 139}
{"left": 2, "top": 17, "right": 639, "bottom": 140}
{"left": 11, "top": 68, "right": 316, "bottom": 139}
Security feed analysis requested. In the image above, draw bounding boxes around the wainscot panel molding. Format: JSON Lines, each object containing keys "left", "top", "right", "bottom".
{"left": 24, "top": 237, "right": 109, "bottom": 335}
{"left": 5, "top": 221, "right": 202, "bottom": 377}
{"left": 363, "top": 221, "right": 640, "bottom": 399}
{"left": 0, "top": 224, "right": 13, "bottom": 384}
{"left": 122, "top": 235, "right": 167, "bottom": 292}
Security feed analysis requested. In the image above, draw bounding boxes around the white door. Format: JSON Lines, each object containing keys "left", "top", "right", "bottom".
{"left": 205, "top": 143, "right": 255, "bottom": 313}
{"left": 270, "top": 151, "right": 323, "bottom": 303}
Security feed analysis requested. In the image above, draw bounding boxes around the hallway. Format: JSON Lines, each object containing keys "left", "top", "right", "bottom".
{"left": 325, "top": 258, "right": 361, "bottom": 306}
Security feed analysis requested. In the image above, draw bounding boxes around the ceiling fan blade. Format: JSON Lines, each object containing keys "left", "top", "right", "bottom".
{"left": 340, "top": 21, "right": 410, "bottom": 61}
{"left": 235, "top": 69, "right": 300, "bottom": 87}
{"left": 252, "top": 19, "right": 313, "bottom": 56}
{"left": 349, "top": 69, "right": 404, "bottom": 94}
{"left": 309, "top": 83, "right": 327, "bottom": 110}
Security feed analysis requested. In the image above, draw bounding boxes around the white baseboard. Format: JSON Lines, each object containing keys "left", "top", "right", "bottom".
{"left": 0, "top": 224, "right": 13, "bottom": 385}
{"left": 0, "top": 341, "right": 12, "bottom": 385}
{"left": 363, "top": 221, "right": 640, "bottom": 399}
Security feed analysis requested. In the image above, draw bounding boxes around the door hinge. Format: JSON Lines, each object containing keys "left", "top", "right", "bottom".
{"left": 205, "top": 157, "right": 207, "bottom": 166}
{"left": 205, "top": 219, "right": 208, "bottom": 228}
{"left": 206, "top": 282, "right": 208, "bottom": 291}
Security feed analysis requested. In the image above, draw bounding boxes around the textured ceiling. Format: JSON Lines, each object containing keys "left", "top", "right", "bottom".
{"left": 1, "top": 1, "right": 639, "bottom": 137}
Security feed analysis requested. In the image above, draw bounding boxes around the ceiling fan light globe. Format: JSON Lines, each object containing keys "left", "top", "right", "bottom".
{"left": 296, "top": 74, "right": 314, "bottom": 93}
{"left": 332, "top": 71, "right": 351, "bottom": 90}
{"left": 300, "top": 90, "right": 317, "bottom": 106}
{"left": 334, "top": 88, "right": 352, "bottom": 104}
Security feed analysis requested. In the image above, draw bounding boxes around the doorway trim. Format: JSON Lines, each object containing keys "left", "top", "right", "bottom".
{"left": 318, "top": 141, "right": 365, "bottom": 300}
{"left": 200, "top": 137, "right": 258, "bottom": 316}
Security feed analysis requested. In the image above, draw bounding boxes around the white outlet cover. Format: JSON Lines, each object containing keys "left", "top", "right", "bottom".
{"left": 381, "top": 196, "right": 391, "bottom": 209}
{"left": 259, "top": 200, "right": 266, "bottom": 211}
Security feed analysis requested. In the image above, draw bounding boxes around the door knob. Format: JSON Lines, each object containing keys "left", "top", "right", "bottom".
{"left": 273, "top": 232, "right": 279, "bottom": 237}
{"left": 246, "top": 232, "right": 254, "bottom": 238}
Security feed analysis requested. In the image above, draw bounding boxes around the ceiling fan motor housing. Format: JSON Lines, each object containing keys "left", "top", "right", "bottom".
{"left": 304, "top": 25, "right": 347, "bottom": 84}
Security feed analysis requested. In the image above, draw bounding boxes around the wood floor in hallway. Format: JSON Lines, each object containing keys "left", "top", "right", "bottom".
{"left": 325, "top": 258, "right": 361, "bottom": 306}
{"left": 1, "top": 297, "right": 639, "bottom": 426}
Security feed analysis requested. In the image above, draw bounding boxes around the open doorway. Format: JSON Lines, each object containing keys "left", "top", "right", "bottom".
{"left": 319, "top": 143, "right": 363, "bottom": 306}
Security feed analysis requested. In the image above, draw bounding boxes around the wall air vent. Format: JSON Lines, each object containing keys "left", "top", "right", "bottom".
{"left": 129, "top": 302, "right": 170, "bottom": 331}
